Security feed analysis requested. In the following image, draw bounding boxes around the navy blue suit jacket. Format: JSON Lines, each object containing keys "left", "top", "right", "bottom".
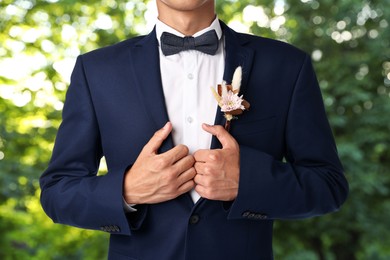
{"left": 40, "top": 22, "right": 348, "bottom": 260}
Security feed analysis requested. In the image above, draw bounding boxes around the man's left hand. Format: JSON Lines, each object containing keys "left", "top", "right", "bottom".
{"left": 193, "top": 124, "right": 240, "bottom": 201}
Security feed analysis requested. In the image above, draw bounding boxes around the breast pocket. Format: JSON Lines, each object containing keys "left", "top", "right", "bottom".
{"left": 230, "top": 116, "right": 279, "bottom": 151}
{"left": 231, "top": 115, "right": 277, "bottom": 136}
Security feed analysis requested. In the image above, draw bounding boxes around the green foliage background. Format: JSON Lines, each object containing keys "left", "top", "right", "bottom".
{"left": 0, "top": 0, "right": 389, "bottom": 259}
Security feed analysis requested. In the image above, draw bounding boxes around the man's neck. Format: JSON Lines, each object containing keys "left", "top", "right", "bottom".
{"left": 156, "top": 1, "right": 216, "bottom": 36}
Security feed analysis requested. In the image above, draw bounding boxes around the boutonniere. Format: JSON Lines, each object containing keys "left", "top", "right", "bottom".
{"left": 211, "top": 66, "right": 250, "bottom": 131}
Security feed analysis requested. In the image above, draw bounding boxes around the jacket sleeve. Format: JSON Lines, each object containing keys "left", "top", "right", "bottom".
{"left": 228, "top": 55, "right": 349, "bottom": 220}
{"left": 39, "top": 56, "right": 141, "bottom": 236}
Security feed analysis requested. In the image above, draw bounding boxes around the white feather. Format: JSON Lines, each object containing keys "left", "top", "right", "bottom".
{"left": 231, "top": 66, "right": 242, "bottom": 92}
{"left": 221, "top": 80, "right": 228, "bottom": 96}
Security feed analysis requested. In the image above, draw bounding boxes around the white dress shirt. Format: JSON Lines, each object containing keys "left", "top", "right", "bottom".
{"left": 156, "top": 18, "right": 225, "bottom": 202}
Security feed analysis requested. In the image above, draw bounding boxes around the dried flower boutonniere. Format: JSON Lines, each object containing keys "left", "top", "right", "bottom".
{"left": 211, "top": 66, "right": 250, "bottom": 131}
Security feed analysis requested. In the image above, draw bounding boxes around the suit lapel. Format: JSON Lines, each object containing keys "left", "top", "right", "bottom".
{"left": 195, "top": 23, "right": 255, "bottom": 209}
{"left": 127, "top": 24, "right": 254, "bottom": 151}
{"left": 211, "top": 22, "right": 255, "bottom": 149}
{"left": 128, "top": 28, "right": 173, "bottom": 153}
{"left": 128, "top": 23, "right": 255, "bottom": 207}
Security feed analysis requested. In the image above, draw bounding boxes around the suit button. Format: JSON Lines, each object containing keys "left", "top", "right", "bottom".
{"left": 242, "top": 211, "right": 267, "bottom": 220}
{"left": 242, "top": 211, "right": 256, "bottom": 219}
{"left": 100, "top": 225, "right": 120, "bottom": 232}
{"left": 108, "top": 225, "right": 120, "bottom": 232}
{"left": 254, "top": 214, "right": 267, "bottom": 220}
{"left": 248, "top": 213, "right": 256, "bottom": 219}
{"left": 242, "top": 211, "right": 250, "bottom": 217}
{"left": 189, "top": 214, "right": 200, "bottom": 224}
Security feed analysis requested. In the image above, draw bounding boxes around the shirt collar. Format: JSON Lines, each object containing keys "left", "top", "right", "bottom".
{"left": 155, "top": 16, "right": 222, "bottom": 46}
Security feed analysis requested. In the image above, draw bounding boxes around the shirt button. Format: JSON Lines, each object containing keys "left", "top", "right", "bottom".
{"left": 189, "top": 214, "right": 200, "bottom": 224}
{"left": 186, "top": 117, "right": 193, "bottom": 123}
{"left": 187, "top": 73, "right": 194, "bottom": 80}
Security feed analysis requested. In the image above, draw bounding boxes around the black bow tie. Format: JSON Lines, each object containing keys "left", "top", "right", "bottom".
{"left": 160, "top": 30, "right": 219, "bottom": 56}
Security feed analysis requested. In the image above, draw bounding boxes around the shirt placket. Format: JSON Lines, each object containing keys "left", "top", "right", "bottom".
{"left": 182, "top": 52, "right": 199, "bottom": 155}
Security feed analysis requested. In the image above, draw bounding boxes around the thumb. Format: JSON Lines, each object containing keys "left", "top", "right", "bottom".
{"left": 143, "top": 122, "right": 172, "bottom": 154}
{"left": 201, "top": 123, "right": 237, "bottom": 149}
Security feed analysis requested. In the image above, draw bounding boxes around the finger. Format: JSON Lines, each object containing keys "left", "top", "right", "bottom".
{"left": 194, "top": 173, "right": 208, "bottom": 186}
{"left": 194, "top": 184, "right": 212, "bottom": 199}
{"left": 193, "top": 149, "right": 210, "bottom": 162}
{"left": 194, "top": 149, "right": 221, "bottom": 165}
{"left": 177, "top": 179, "right": 195, "bottom": 194}
{"left": 143, "top": 122, "right": 172, "bottom": 154}
{"left": 194, "top": 161, "right": 215, "bottom": 176}
{"left": 173, "top": 155, "right": 195, "bottom": 176}
{"left": 201, "top": 123, "right": 237, "bottom": 149}
{"left": 177, "top": 167, "right": 196, "bottom": 184}
{"left": 162, "top": 144, "right": 190, "bottom": 165}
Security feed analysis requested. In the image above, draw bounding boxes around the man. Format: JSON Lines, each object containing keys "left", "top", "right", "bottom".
{"left": 40, "top": 0, "right": 349, "bottom": 259}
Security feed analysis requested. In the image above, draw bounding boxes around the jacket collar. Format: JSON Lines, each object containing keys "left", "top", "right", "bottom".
{"left": 211, "top": 21, "right": 255, "bottom": 148}
{"left": 128, "top": 31, "right": 173, "bottom": 153}
{"left": 129, "top": 22, "right": 255, "bottom": 151}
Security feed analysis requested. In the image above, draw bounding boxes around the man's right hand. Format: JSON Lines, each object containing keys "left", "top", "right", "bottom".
{"left": 123, "top": 122, "right": 196, "bottom": 204}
